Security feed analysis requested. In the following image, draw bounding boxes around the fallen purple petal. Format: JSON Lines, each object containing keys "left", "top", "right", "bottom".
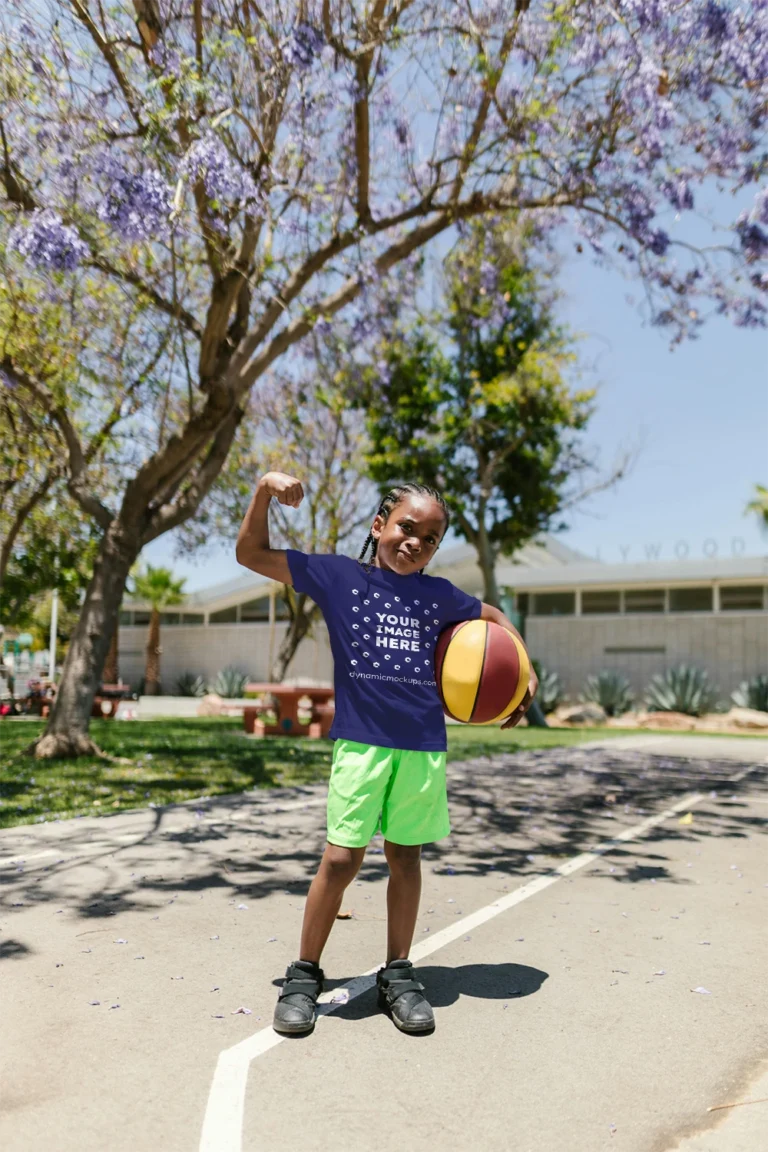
{"left": 691, "top": 986, "right": 712, "bottom": 994}
{"left": 114, "top": 938, "right": 127, "bottom": 944}
{"left": 232, "top": 1006, "right": 252, "bottom": 1014}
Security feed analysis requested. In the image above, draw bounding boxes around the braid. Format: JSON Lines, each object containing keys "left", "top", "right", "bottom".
{"left": 357, "top": 482, "right": 450, "bottom": 573}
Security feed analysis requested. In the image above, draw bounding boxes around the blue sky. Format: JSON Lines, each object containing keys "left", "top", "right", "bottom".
{"left": 146, "top": 219, "right": 768, "bottom": 592}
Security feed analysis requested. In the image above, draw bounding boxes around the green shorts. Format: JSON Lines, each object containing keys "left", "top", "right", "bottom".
{"left": 326, "top": 739, "right": 451, "bottom": 848}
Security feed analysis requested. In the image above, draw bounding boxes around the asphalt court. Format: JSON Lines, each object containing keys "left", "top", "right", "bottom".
{"left": 1, "top": 735, "right": 767, "bottom": 1152}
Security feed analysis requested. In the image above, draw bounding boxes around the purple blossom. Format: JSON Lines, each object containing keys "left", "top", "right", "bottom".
{"left": 98, "top": 165, "right": 172, "bottom": 240}
{"left": 183, "top": 134, "right": 259, "bottom": 207}
{"left": 662, "top": 178, "right": 694, "bottom": 212}
{"left": 9, "top": 209, "right": 88, "bottom": 272}
{"left": 736, "top": 219, "right": 768, "bottom": 263}
{"left": 285, "top": 22, "right": 324, "bottom": 71}
{"left": 701, "top": 2, "right": 730, "bottom": 44}
{"left": 751, "top": 188, "right": 768, "bottom": 226}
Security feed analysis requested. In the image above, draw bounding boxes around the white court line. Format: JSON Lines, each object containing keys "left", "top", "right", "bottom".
{"left": 200, "top": 769, "right": 768, "bottom": 1152}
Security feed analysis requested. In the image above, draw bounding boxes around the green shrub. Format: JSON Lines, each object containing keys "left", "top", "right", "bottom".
{"left": 531, "top": 660, "right": 562, "bottom": 713}
{"left": 731, "top": 674, "right": 768, "bottom": 712}
{"left": 645, "top": 665, "right": 716, "bottom": 716}
{"left": 176, "top": 672, "right": 207, "bottom": 698}
{"left": 581, "top": 670, "right": 634, "bottom": 716}
{"left": 210, "top": 666, "right": 249, "bottom": 698}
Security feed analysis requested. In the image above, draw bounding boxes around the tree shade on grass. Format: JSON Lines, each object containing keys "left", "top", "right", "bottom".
{"left": 0, "top": 718, "right": 619, "bottom": 829}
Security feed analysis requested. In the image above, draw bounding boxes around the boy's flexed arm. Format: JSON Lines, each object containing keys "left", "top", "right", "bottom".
{"left": 479, "top": 602, "right": 539, "bottom": 729}
{"left": 235, "top": 472, "right": 304, "bottom": 583}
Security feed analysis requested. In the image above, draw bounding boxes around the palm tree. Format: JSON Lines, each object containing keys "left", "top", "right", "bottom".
{"left": 130, "top": 564, "right": 186, "bottom": 695}
{"left": 746, "top": 484, "right": 768, "bottom": 530}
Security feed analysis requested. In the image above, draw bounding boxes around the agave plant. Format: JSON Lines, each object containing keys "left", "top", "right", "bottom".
{"left": 531, "top": 661, "right": 562, "bottom": 714}
{"left": 209, "top": 666, "right": 249, "bottom": 698}
{"left": 176, "top": 672, "right": 207, "bottom": 698}
{"left": 731, "top": 674, "right": 768, "bottom": 713}
{"left": 581, "top": 671, "right": 634, "bottom": 717}
{"left": 645, "top": 665, "right": 716, "bottom": 716}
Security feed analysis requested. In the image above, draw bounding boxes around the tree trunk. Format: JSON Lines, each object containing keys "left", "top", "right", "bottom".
{"left": 103, "top": 624, "right": 119, "bottom": 684}
{"left": 476, "top": 524, "right": 501, "bottom": 608}
{"left": 28, "top": 523, "right": 139, "bottom": 758}
{"left": 144, "top": 607, "right": 161, "bottom": 695}
{"left": 270, "top": 593, "right": 319, "bottom": 682}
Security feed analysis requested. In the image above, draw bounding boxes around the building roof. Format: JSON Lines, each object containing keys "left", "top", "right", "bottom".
{"left": 125, "top": 534, "right": 584, "bottom": 611}
{"left": 123, "top": 537, "right": 768, "bottom": 611}
{"left": 499, "top": 554, "right": 768, "bottom": 591}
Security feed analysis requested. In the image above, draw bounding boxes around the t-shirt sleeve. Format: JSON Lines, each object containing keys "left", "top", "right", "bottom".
{"left": 285, "top": 550, "right": 337, "bottom": 608}
{"left": 439, "top": 579, "right": 483, "bottom": 625}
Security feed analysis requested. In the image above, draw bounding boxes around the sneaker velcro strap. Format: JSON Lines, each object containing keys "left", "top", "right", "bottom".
{"left": 279, "top": 977, "right": 321, "bottom": 1000}
{"left": 379, "top": 978, "right": 425, "bottom": 1001}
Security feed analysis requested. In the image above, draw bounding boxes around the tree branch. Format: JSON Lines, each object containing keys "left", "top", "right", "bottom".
{"left": 69, "top": 0, "right": 147, "bottom": 132}
{"left": 141, "top": 403, "right": 245, "bottom": 543}
{"left": 0, "top": 468, "right": 59, "bottom": 588}
{"left": 0, "top": 356, "right": 115, "bottom": 529}
{"left": 89, "top": 257, "right": 203, "bottom": 339}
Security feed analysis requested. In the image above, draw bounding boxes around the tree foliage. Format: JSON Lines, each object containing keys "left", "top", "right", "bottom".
{"left": 359, "top": 218, "right": 611, "bottom": 604}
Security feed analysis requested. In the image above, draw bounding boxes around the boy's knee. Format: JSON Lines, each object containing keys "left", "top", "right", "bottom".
{"left": 384, "top": 841, "right": 422, "bottom": 872}
{"left": 324, "top": 843, "right": 363, "bottom": 881}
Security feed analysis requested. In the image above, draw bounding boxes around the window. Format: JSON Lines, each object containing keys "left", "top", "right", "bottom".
{"left": 582, "top": 590, "right": 621, "bottom": 615}
{"left": 720, "top": 585, "right": 765, "bottom": 611}
{"left": 209, "top": 606, "right": 238, "bottom": 624}
{"left": 669, "top": 587, "right": 713, "bottom": 613}
{"left": 160, "top": 612, "right": 180, "bottom": 625}
{"left": 515, "top": 593, "right": 529, "bottom": 614}
{"left": 132, "top": 611, "right": 151, "bottom": 626}
{"left": 119, "top": 611, "right": 133, "bottom": 626}
{"left": 624, "top": 589, "right": 665, "bottom": 614}
{"left": 181, "top": 613, "right": 204, "bottom": 625}
{"left": 531, "top": 592, "right": 575, "bottom": 616}
{"left": 240, "top": 598, "right": 270, "bottom": 622}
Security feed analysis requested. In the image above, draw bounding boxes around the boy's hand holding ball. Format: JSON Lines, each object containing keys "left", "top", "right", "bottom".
{"left": 260, "top": 471, "right": 304, "bottom": 508}
{"left": 500, "top": 667, "right": 538, "bottom": 729}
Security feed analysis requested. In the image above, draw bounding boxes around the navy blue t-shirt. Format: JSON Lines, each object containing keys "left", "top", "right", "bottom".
{"left": 286, "top": 551, "right": 483, "bottom": 752}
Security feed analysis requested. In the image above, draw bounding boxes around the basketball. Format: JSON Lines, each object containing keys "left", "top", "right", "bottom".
{"left": 435, "top": 619, "right": 531, "bottom": 724}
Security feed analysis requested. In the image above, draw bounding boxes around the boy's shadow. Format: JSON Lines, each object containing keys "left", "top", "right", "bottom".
{"left": 274, "top": 963, "right": 548, "bottom": 1029}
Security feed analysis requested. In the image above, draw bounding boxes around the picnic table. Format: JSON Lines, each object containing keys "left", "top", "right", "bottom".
{"left": 91, "top": 683, "right": 133, "bottom": 719}
{"left": 243, "top": 682, "right": 335, "bottom": 739}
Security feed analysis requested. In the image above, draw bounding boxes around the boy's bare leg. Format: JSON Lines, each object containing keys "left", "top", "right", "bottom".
{"left": 383, "top": 841, "right": 422, "bottom": 963}
{"left": 298, "top": 842, "right": 366, "bottom": 965}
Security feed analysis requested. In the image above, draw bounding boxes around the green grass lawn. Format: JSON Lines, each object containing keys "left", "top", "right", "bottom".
{"left": 0, "top": 717, "right": 612, "bottom": 830}
{"left": 0, "top": 716, "right": 753, "bottom": 830}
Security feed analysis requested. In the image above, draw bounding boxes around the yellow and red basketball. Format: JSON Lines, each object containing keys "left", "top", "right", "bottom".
{"left": 435, "top": 619, "right": 531, "bottom": 725}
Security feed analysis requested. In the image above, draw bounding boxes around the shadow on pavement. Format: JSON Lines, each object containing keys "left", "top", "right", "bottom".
{"left": 271, "top": 962, "right": 550, "bottom": 1031}
{"left": 1, "top": 745, "right": 766, "bottom": 932}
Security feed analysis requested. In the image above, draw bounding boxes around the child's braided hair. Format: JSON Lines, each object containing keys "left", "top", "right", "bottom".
{"left": 357, "top": 482, "right": 450, "bottom": 573}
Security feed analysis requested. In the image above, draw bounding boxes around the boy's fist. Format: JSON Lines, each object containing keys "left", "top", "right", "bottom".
{"left": 259, "top": 471, "right": 304, "bottom": 508}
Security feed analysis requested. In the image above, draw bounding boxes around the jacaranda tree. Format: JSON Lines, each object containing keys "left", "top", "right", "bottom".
{"left": 0, "top": 0, "right": 766, "bottom": 755}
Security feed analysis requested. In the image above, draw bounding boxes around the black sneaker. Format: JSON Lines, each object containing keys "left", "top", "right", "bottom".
{"left": 376, "top": 959, "right": 435, "bottom": 1033}
{"left": 273, "top": 959, "right": 324, "bottom": 1035}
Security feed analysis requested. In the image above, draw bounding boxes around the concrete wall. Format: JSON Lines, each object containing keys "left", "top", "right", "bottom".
{"left": 117, "top": 622, "right": 333, "bottom": 690}
{"left": 119, "top": 610, "right": 766, "bottom": 701}
{"left": 526, "top": 612, "right": 767, "bottom": 700}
